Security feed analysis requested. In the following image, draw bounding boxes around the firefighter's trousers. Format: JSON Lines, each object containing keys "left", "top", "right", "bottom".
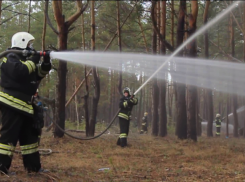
{"left": 216, "top": 127, "right": 221, "bottom": 136}
{"left": 140, "top": 124, "right": 147, "bottom": 134}
{"left": 0, "top": 105, "right": 41, "bottom": 174}
{"left": 117, "top": 117, "right": 129, "bottom": 147}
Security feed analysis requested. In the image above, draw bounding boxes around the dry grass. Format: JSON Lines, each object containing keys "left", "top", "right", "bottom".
{"left": 1, "top": 132, "right": 245, "bottom": 182}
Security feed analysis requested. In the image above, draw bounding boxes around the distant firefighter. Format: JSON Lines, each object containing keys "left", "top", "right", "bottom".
{"left": 140, "top": 112, "right": 148, "bottom": 134}
{"left": 117, "top": 87, "right": 138, "bottom": 147}
{"left": 215, "top": 113, "right": 222, "bottom": 136}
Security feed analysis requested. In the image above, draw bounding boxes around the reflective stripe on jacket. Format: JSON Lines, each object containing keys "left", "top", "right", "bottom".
{"left": 0, "top": 52, "right": 51, "bottom": 115}
{"left": 118, "top": 96, "right": 138, "bottom": 120}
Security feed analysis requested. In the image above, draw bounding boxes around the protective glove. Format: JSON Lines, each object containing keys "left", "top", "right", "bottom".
{"left": 43, "top": 51, "right": 50, "bottom": 64}
{"left": 30, "top": 53, "right": 41, "bottom": 64}
{"left": 129, "top": 98, "right": 135, "bottom": 103}
{"left": 127, "top": 99, "right": 133, "bottom": 106}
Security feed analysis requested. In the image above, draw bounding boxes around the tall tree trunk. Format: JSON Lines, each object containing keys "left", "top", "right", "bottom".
{"left": 54, "top": 18, "right": 68, "bottom": 138}
{"left": 109, "top": 70, "right": 113, "bottom": 120}
{"left": 117, "top": 1, "right": 122, "bottom": 97}
{"left": 88, "top": 1, "right": 100, "bottom": 136}
{"left": 229, "top": 5, "right": 238, "bottom": 137}
{"left": 157, "top": 1, "right": 160, "bottom": 54}
{"left": 186, "top": 1, "right": 198, "bottom": 142}
{"left": 171, "top": 0, "right": 174, "bottom": 47}
{"left": 74, "top": 76, "right": 79, "bottom": 130}
{"left": 203, "top": 0, "right": 213, "bottom": 137}
{"left": 42, "top": 1, "right": 48, "bottom": 51}
{"left": 159, "top": 0, "right": 167, "bottom": 137}
{"left": 226, "top": 94, "right": 229, "bottom": 137}
{"left": 196, "top": 89, "right": 201, "bottom": 136}
{"left": 81, "top": 3, "right": 86, "bottom": 51}
{"left": 151, "top": 3, "right": 159, "bottom": 136}
{"left": 243, "top": 2, "right": 245, "bottom": 138}
{"left": 28, "top": 0, "right": 31, "bottom": 33}
{"left": 0, "top": 0, "right": 2, "bottom": 29}
{"left": 176, "top": 0, "right": 187, "bottom": 139}
{"left": 168, "top": 82, "right": 172, "bottom": 118}
{"left": 42, "top": 0, "right": 48, "bottom": 98}
{"left": 84, "top": 66, "right": 90, "bottom": 136}
{"left": 52, "top": 1, "right": 88, "bottom": 137}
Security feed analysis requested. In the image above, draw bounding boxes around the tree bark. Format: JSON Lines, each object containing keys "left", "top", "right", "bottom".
{"left": 151, "top": 4, "right": 158, "bottom": 136}
{"left": 175, "top": 0, "right": 187, "bottom": 139}
{"left": 171, "top": 0, "right": 174, "bottom": 47}
{"left": 88, "top": 1, "right": 100, "bottom": 136}
{"left": 186, "top": 1, "right": 198, "bottom": 142}
{"left": 52, "top": 1, "right": 87, "bottom": 137}
{"left": 42, "top": 0, "right": 48, "bottom": 51}
{"left": 28, "top": 0, "right": 31, "bottom": 33}
{"left": 74, "top": 76, "right": 79, "bottom": 130}
{"left": 226, "top": 94, "right": 229, "bottom": 137}
{"left": 54, "top": 15, "right": 68, "bottom": 137}
{"left": 117, "top": 1, "right": 122, "bottom": 97}
{"left": 196, "top": 89, "right": 201, "bottom": 136}
{"left": 0, "top": 1, "right": 2, "bottom": 29}
{"left": 203, "top": 0, "right": 213, "bottom": 137}
{"left": 229, "top": 5, "right": 238, "bottom": 137}
{"left": 158, "top": 0, "right": 167, "bottom": 137}
{"left": 84, "top": 66, "right": 90, "bottom": 136}
{"left": 243, "top": 2, "right": 245, "bottom": 138}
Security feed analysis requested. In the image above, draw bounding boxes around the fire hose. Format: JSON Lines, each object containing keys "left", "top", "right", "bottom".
{"left": 0, "top": 50, "right": 51, "bottom": 59}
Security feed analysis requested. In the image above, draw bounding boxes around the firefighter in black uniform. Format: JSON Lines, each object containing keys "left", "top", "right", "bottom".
{"left": 0, "top": 32, "right": 51, "bottom": 174}
{"left": 117, "top": 87, "right": 138, "bottom": 147}
{"left": 215, "top": 113, "right": 222, "bottom": 136}
{"left": 140, "top": 112, "right": 148, "bottom": 134}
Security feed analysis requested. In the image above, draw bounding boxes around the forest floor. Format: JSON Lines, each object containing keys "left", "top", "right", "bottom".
{"left": 1, "top": 129, "right": 245, "bottom": 182}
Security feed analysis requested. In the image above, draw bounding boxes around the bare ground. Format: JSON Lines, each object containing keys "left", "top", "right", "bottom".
{"left": 1, "top": 131, "right": 245, "bottom": 182}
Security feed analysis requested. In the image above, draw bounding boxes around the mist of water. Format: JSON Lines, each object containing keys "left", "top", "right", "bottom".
{"left": 50, "top": 1, "right": 243, "bottom": 96}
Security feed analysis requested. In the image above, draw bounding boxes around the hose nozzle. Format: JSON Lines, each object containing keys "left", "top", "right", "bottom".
{"left": 38, "top": 51, "right": 51, "bottom": 57}
{"left": 22, "top": 50, "right": 51, "bottom": 57}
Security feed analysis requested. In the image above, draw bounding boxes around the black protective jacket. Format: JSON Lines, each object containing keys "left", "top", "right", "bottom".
{"left": 0, "top": 52, "right": 51, "bottom": 115}
{"left": 118, "top": 95, "right": 138, "bottom": 120}
{"left": 215, "top": 118, "right": 221, "bottom": 128}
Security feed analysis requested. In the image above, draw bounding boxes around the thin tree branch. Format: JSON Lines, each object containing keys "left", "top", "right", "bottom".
{"left": 224, "top": 1, "right": 244, "bottom": 36}
{"left": 0, "top": 13, "right": 20, "bottom": 25}
{"left": 53, "top": 1, "right": 63, "bottom": 26}
{"left": 151, "top": 2, "right": 174, "bottom": 52}
{"left": 104, "top": 2, "right": 137, "bottom": 51}
{"left": 3, "top": 9, "right": 38, "bottom": 21}
{"left": 66, "top": 0, "right": 88, "bottom": 28}
{"left": 210, "top": 40, "right": 242, "bottom": 63}
{"left": 1, "top": 2, "right": 20, "bottom": 10}
{"left": 45, "top": 0, "right": 58, "bottom": 35}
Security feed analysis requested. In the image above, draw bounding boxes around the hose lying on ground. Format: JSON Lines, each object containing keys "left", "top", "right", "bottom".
{"left": 52, "top": 109, "right": 120, "bottom": 140}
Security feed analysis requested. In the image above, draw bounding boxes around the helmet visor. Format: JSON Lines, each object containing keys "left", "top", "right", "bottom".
{"left": 27, "top": 40, "right": 34, "bottom": 49}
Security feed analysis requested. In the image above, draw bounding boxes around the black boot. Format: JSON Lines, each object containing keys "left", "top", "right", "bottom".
{"left": 120, "top": 138, "right": 127, "bottom": 147}
{"left": 0, "top": 165, "right": 8, "bottom": 175}
{"left": 116, "top": 137, "right": 121, "bottom": 146}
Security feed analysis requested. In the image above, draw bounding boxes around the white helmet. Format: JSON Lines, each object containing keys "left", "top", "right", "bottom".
{"left": 123, "top": 87, "right": 131, "bottom": 95}
{"left": 11, "top": 32, "right": 35, "bottom": 49}
{"left": 216, "top": 113, "right": 221, "bottom": 118}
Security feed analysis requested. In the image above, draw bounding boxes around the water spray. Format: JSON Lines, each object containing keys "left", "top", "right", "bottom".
{"left": 133, "top": 1, "right": 241, "bottom": 95}
{"left": 0, "top": 1, "right": 241, "bottom": 140}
